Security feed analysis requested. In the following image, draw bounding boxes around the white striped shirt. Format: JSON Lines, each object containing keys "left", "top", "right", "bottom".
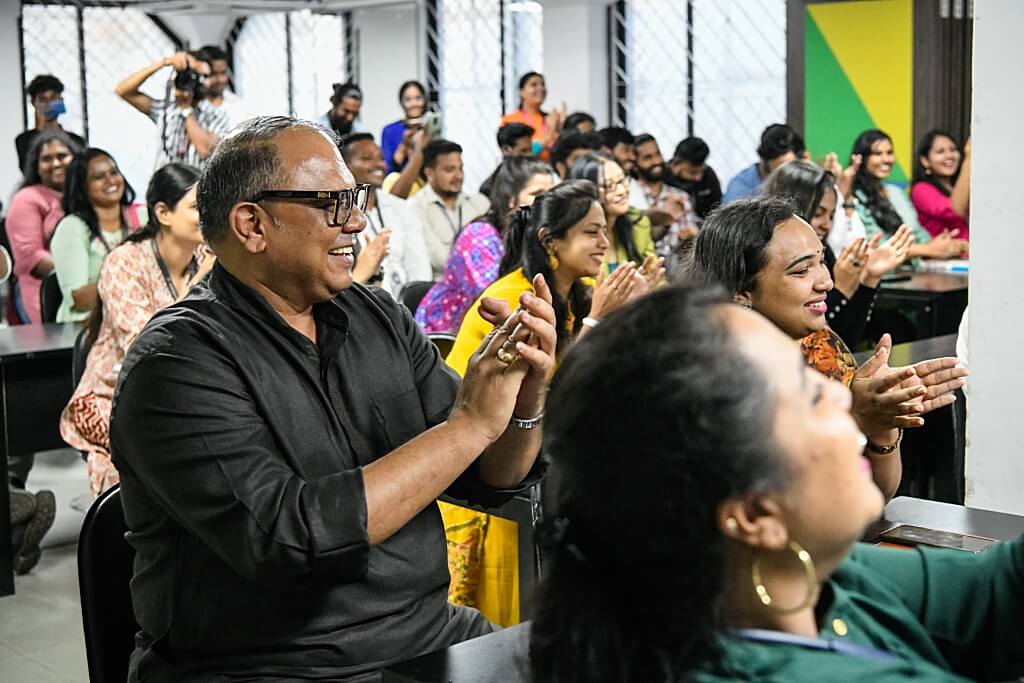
{"left": 148, "top": 98, "right": 231, "bottom": 170}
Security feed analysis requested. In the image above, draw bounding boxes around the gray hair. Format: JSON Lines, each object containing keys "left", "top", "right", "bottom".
{"left": 197, "top": 116, "right": 339, "bottom": 244}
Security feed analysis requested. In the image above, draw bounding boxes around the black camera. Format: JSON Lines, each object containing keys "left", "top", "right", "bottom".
{"left": 174, "top": 68, "right": 202, "bottom": 92}
{"left": 173, "top": 52, "right": 210, "bottom": 102}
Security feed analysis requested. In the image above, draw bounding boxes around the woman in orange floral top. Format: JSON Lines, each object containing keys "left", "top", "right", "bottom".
{"left": 60, "top": 163, "right": 215, "bottom": 496}
{"left": 684, "top": 197, "right": 967, "bottom": 501}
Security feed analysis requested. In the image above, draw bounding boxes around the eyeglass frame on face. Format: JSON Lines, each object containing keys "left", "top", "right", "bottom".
{"left": 600, "top": 175, "right": 629, "bottom": 194}
{"left": 251, "top": 184, "right": 371, "bottom": 227}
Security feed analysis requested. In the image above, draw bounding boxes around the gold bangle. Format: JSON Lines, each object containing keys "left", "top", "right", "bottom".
{"left": 866, "top": 428, "right": 903, "bottom": 455}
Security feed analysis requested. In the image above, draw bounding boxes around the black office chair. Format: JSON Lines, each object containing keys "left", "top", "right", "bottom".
{"left": 70, "top": 327, "right": 95, "bottom": 471}
{"left": 78, "top": 485, "right": 138, "bottom": 683}
{"left": 39, "top": 271, "right": 62, "bottom": 323}
{"left": 441, "top": 484, "right": 541, "bottom": 622}
{"left": 72, "top": 327, "right": 93, "bottom": 388}
{"left": 398, "top": 280, "right": 435, "bottom": 313}
{"left": 428, "top": 332, "right": 457, "bottom": 360}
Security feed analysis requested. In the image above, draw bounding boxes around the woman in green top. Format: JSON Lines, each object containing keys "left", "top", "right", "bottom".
{"left": 51, "top": 148, "right": 143, "bottom": 322}
{"left": 531, "top": 286, "right": 1023, "bottom": 682}
{"left": 851, "top": 129, "right": 966, "bottom": 261}
{"left": 568, "top": 152, "right": 656, "bottom": 275}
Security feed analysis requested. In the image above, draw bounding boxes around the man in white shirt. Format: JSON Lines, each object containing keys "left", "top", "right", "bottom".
{"left": 194, "top": 45, "right": 249, "bottom": 128}
{"left": 339, "top": 133, "right": 431, "bottom": 296}
{"left": 409, "top": 139, "right": 491, "bottom": 279}
{"left": 116, "top": 51, "right": 231, "bottom": 169}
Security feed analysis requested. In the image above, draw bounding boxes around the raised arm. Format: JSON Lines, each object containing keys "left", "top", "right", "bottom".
{"left": 115, "top": 56, "right": 176, "bottom": 115}
{"left": 949, "top": 137, "right": 971, "bottom": 218}
{"left": 387, "top": 130, "right": 428, "bottom": 199}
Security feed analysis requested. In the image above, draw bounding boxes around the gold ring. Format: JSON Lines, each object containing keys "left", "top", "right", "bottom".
{"left": 496, "top": 347, "right": 518, "bottom": 365}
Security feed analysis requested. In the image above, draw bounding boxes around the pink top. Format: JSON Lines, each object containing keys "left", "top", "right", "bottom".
{"left": 910, "top": 181, "right": 969, "bottom": 241}
{"left": 7, "top": 184, "right": 64, "bottom": 323}
{"left": 414, "top": 221, "right": 503, "bottom": 333}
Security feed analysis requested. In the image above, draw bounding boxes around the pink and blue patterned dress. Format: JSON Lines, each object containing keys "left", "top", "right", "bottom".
{"left": 415, "top": 220, "right": 503, "bottom": 333}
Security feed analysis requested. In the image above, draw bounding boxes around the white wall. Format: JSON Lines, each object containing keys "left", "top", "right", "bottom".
{"left": 542, "top": 0, "right": 608, "bottom": 125}
{"left": 964, "top": 0, "right": 1024, "bottom": 514}
{"left": 159, "top": 14, "right": 236, "bottom": 49}
{"left": 1, "top": 0, "right": 25, "bottom": 206}
{"left": 350, "top": 2, "right": 421, "bottom": 141}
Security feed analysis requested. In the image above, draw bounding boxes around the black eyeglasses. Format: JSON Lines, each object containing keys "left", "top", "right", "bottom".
{"left": 252, "top": 184, "right": 371, "bottom": 227}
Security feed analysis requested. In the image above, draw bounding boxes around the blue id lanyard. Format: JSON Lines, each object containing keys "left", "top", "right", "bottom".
{"left": 731, "top": 628, "right": 900, "bottom": 663}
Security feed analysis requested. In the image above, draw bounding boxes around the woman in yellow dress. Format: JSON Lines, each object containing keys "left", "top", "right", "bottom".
{"left": 448, "top": 179, "right": 658, "bottom": 375}
{"left": 442, "top": 180, "right": 658, "bottom": 625}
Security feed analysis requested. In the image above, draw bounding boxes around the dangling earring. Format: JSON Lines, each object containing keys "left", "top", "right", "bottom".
{"left": 925, "top": 167, "right": 933, "bottom": 176}
{"left": 548, "top": 249, "right": 560, "bottom": 270}
{"left": 751, "top": 541, "right": 818, "bottom": 614}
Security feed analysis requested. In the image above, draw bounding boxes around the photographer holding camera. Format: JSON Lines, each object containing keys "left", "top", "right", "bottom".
{"left": 116, "top": 51, "right": 231, "bottom": 169}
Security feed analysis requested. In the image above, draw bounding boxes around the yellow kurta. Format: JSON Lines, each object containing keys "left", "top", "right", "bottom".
{"left": 441, "top": 267, "right": 578, "bottom": 626}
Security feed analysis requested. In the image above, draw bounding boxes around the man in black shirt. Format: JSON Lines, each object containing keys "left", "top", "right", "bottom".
{"left": 667, "top": 136, "right": 722, "bottom": 221}
{"left": 109, "top": 116, "right": 555, "bottom": 682}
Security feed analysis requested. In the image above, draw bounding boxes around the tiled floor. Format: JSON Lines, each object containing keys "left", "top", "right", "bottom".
{"left": 1, "top": 450, "right": 90, "bottom": 682}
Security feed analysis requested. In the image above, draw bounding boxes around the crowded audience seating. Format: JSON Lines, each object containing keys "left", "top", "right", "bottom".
{"left": 2, "top": 25, "right": 1011, "bottom": 683}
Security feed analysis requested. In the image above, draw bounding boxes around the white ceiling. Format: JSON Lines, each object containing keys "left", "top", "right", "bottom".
{"left": 113, "top": 0, "right": 412, "bottom": 15}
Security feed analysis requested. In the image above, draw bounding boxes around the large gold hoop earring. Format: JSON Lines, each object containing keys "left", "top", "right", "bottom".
{"left": 751, "top": 541, "right": 818, "bottom": 614}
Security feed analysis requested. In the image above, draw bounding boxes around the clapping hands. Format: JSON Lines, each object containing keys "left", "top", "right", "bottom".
{"left": 850, "top": 334, "right": 968, "bottom": 438}
{"left": 860, "top": 226, "right": 914, "bottom": 286}
{"left": 824, "top": 152, "right": 862, "bottom": 198}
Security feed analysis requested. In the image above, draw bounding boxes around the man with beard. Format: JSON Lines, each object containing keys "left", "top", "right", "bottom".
{"left": 339, "top": 132, "right": 430, "bottom": 295}
{"left": 629, "top": 133, "right": 699, "bottom": 253}
{"left": 410, "top": 139, "right": 491, "bottom": 278}
{"left": 320, "top": 82, "right": 364, "bottom": 137}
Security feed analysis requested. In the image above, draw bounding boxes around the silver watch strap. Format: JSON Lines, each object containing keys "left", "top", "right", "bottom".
{"left": 510, "top": 412, "right": 544, "bottom": 430}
